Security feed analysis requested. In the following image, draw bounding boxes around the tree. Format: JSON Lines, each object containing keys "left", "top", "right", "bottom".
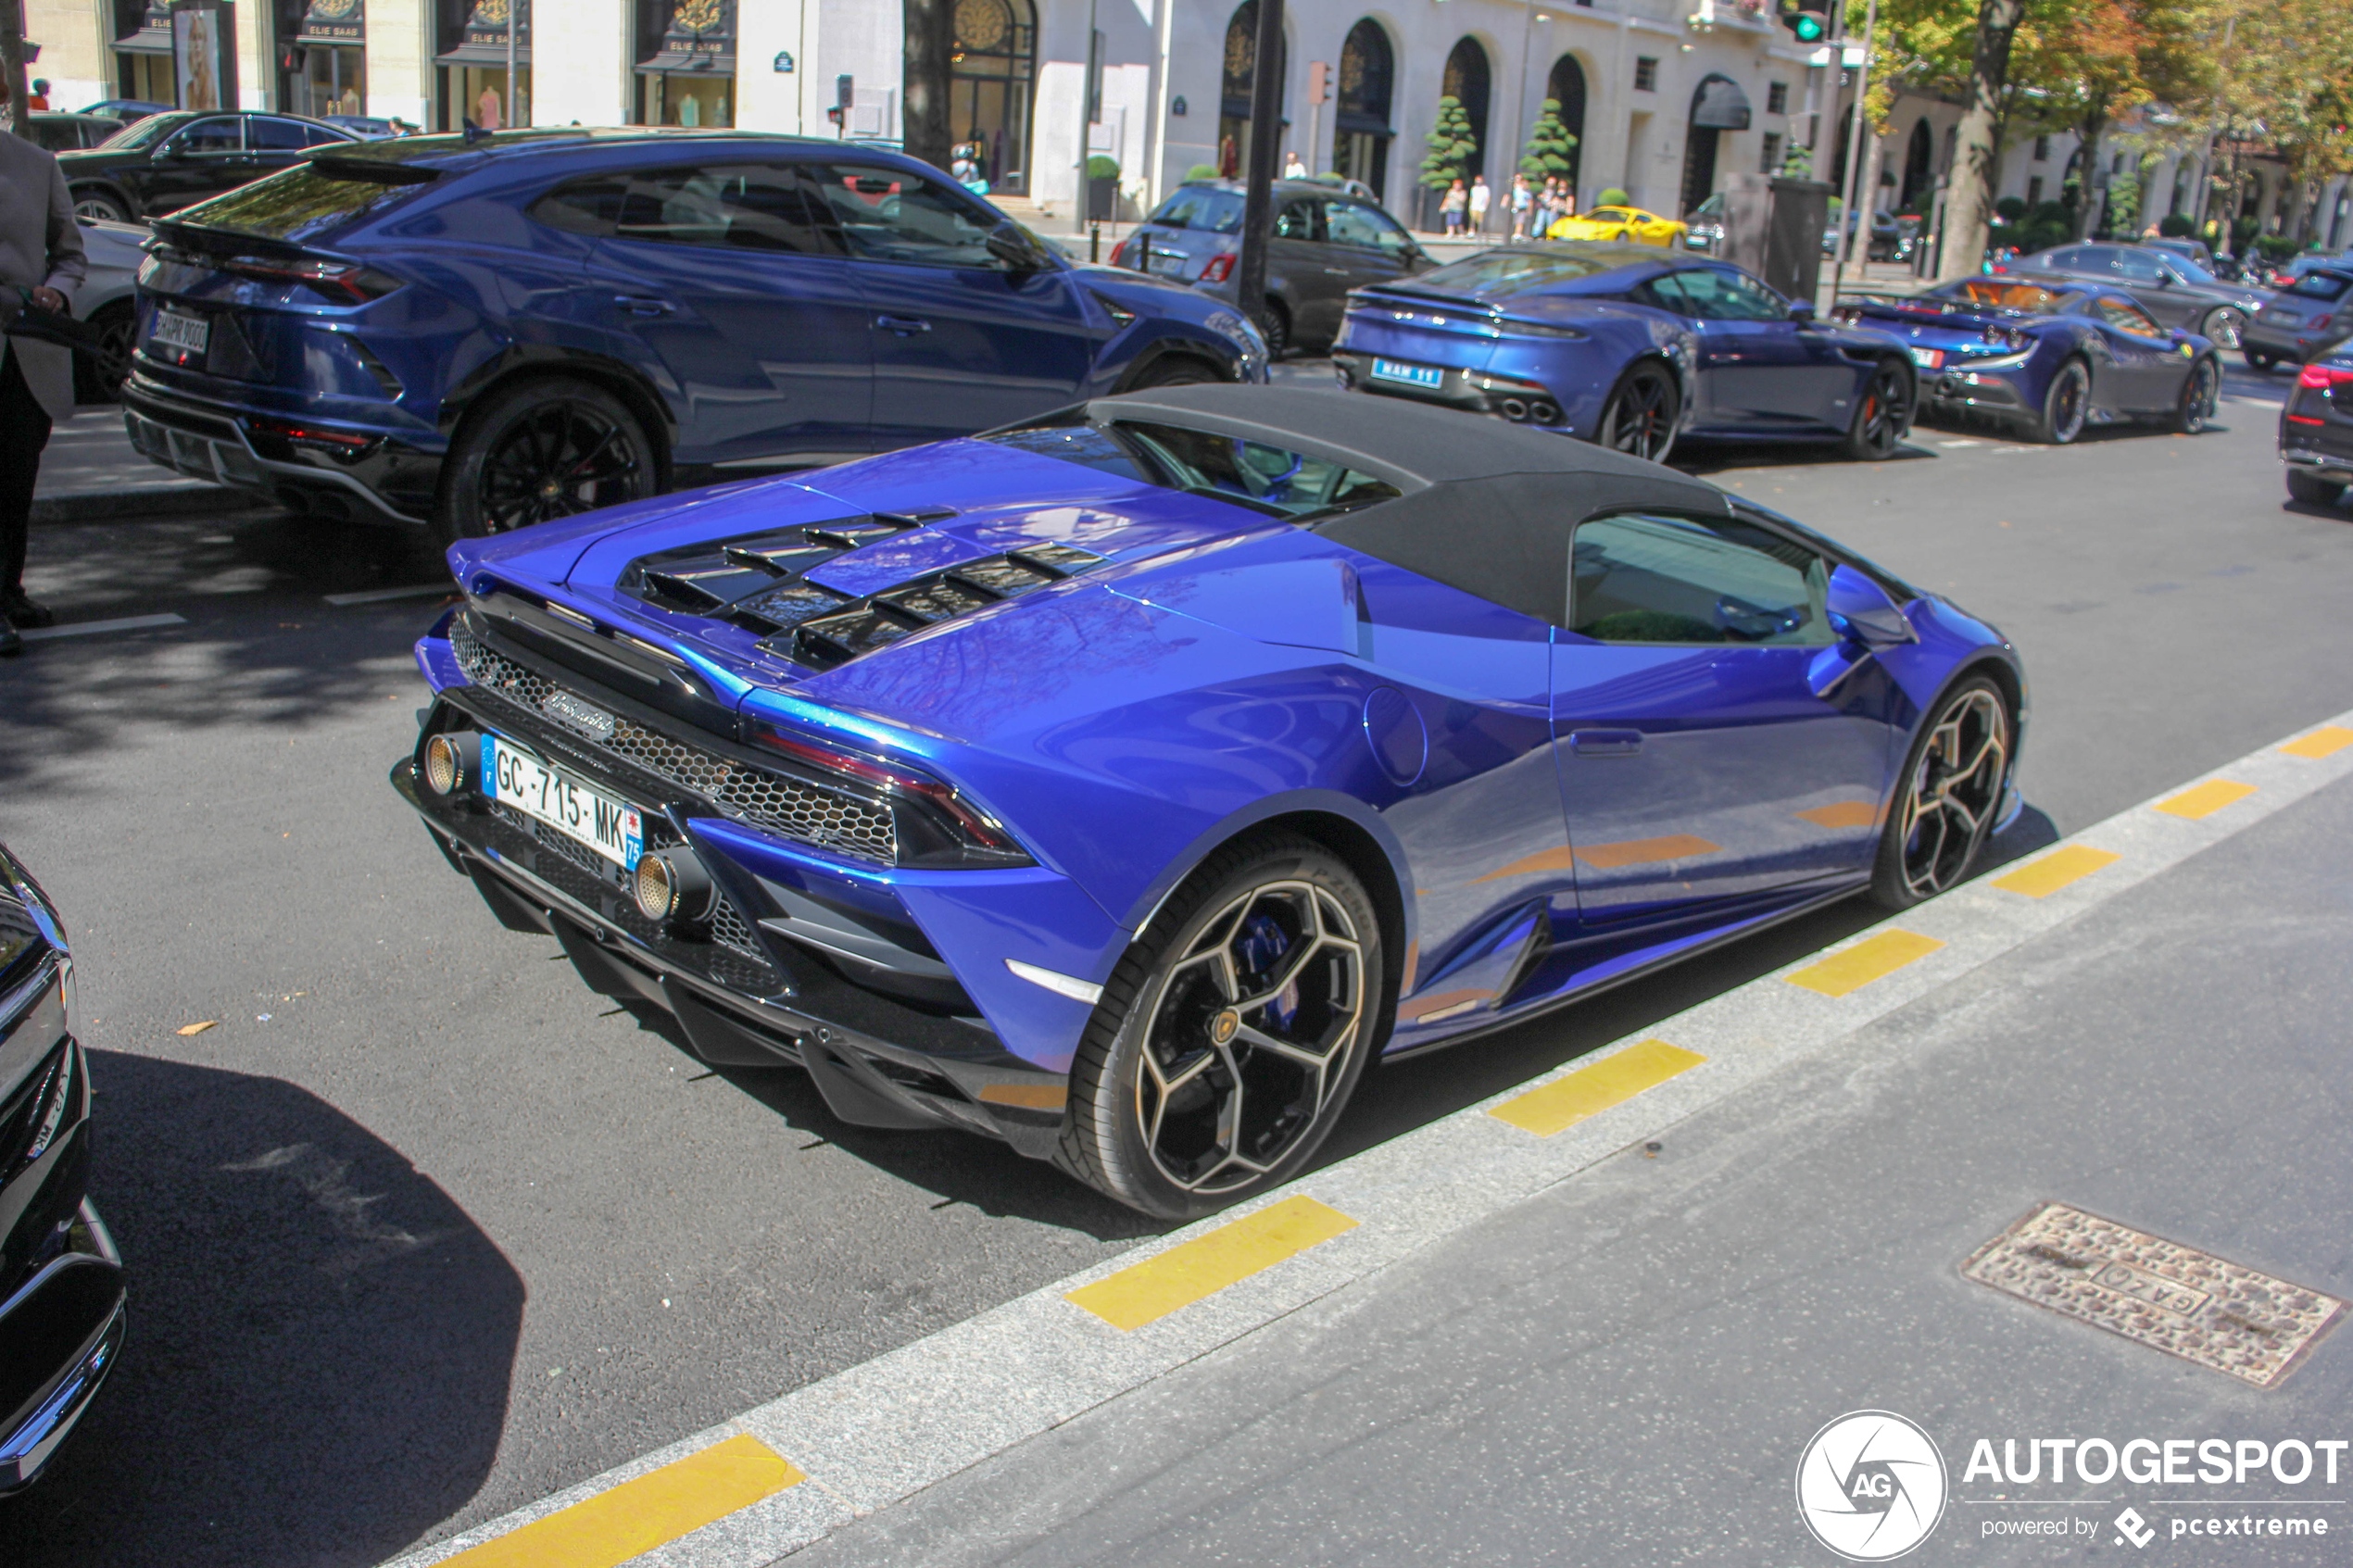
{"left": 1420, "top": 96, "right": 1478, "bottom": 191}
{"left": 902, "top": 0, "right": 954, "bottom": 174}
{"left": 1519, "top": 99, "right": 1579, "bottom": 182}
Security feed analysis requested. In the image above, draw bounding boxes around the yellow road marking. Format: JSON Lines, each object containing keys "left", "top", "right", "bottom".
{"left": 1065, "top": 1195, "right": 1357, "bottom": 1332}
{"left": 1990, "top": 845, "right": 2121, "bottom": 898}
{"left": 1489, "top": 1039, "right": 1705, "bottom": 1137}
{"left": 439, "top": 1435, "right": 801, "bottom": 1568}
{"left": 1795, "top": 801, "right": 1880, "bottom": 830}
{"left": 2283, "top": 725, "right": 2353, "bottom": 759}
{"left": 1575, "top": 833, "right": 1722, "bottom": 870}
{"left": 2154, "top": 779, "right": 2257, "bottom": 820}
{"left": 976, "top": 1084, "right": 1067, "bottom": 1110}
{"left": 1786, "top": 930, "right": 1944, "bottom": 998}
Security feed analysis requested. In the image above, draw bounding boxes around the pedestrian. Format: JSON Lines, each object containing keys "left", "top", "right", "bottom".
{"left": 0, "top": 73, "right": 88, "bottom": 655}
{"left": 1468, "top": 174, "right": 1491, "bottom": 236}
{"left": 1441, "top": 178, "right": 1466, "bottom": 237}
{"left": 1283, "top": 149, "right": 1306, "bottom": 180}
{"left": 27, "top": 80, "right": 50, "bottom": 112}
{"left": 1509, "top": 173, "right": 1533, "bottom": 240}
{"left": 1218, "top": 135, "right": 1239, "bottom": 179}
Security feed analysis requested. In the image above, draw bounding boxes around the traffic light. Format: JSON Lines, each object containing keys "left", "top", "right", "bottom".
{"left": 1778, "top": 0, "right": 1831, "bottom": 42}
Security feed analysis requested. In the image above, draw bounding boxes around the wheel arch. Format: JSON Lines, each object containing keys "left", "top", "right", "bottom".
{"left": 1110, "top": 334, "right": 1239, "bottom": 394}
{"left": 69, "top": 180, "right": 137, "bottom": 220}
{"left": 437, "top": 349, "right": 677, "bottom": 487}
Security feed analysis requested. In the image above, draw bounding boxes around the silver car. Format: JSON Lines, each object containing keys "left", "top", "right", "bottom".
{"left": 2007, "top": 242, "right": 2271, "bottom": 348}
{"left": 67, "top": 216, "right": 146, "bottom": 404}
{"left": 2243, "top": 266, "right": 2353, "bottom": 371}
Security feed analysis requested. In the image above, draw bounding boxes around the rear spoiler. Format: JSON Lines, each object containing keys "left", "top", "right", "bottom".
{"left": 307, "top": 155, "right": 442, "bottom": 186}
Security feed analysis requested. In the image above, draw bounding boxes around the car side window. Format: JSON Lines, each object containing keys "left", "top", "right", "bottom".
{"left": 2095, "top": 295, "right": 2166, "bottom": 338}
{"left": 2110, "top": 248, "right": 2163, "bottom": 282}
{"left": 809, "top": 164, "right": 1006, "bottom": 269}
{"left": 1680, "top": 269, "right": 1787, "bottom": 321}
{"left": 1639, "top": 272, "right": 1695, "bottom": 315}
{"left": 1272, "top": 199, "right": 1326, "bottom": 242}
{"left": 2043, "top": 247, "right": 2087, "bottom": 272}
{"left": 1570, "top": 512, "right": 1831, "bottom": 646}
{"left": 247, "top": 117, "right": 311, "bottom": 151}
{"left": 530, "top": 164, "right": 844, "bottom": 255}
{"left": 301, "top": 122, "right": 350, "bottom": 146}
{"left": 170, "top": 117, "right": 244, "bottom": 155}
{"left": 1327, "top": 201, "right": 1414, "bottom": 258}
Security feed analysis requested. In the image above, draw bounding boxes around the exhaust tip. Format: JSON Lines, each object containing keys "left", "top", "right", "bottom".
{"left": 422, "top": 732, "right": 473, "bottom": 797}
{"left": 633, "top": 848, "right": 714, "bottom": 925}
{"left": 1498, "top": 396, "right": 1529, "bottom": 421}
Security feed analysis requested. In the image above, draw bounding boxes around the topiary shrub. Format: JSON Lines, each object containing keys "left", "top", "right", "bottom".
{"left": 1087, "top": 155, "right": 1120, "bottom": 181}
{"left": 1994, "top": 196, "right": 2026, "bottom": 222}
{"left": 1519, "top": 98, "right": 1579, "bottom": 182}
{"left": 1597, "top": 186, "right": 1631, "bottom": 207}
{"left": 2156, "top": 212, "right": 2195, "bottom": 237}
{"left": 1186, "top": 163, "right": 1221, "bottom": 182}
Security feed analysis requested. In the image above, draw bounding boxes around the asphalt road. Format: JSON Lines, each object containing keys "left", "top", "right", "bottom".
{"left": 0, "top": 364, "right": 2341, "bottom": 1565}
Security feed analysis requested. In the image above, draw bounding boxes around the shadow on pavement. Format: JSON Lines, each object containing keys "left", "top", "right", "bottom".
{"left": 0, "top": 1054, "right": 522, "bottom": 1568}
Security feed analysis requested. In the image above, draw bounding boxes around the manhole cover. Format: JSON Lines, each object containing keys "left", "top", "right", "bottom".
{"left": 1963, "top": 1201, "right": 2345, "bottom": 1389}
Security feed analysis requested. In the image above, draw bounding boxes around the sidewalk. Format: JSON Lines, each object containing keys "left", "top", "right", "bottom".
{"left": 33, "top": 407, "right": 245, "bottom": 526}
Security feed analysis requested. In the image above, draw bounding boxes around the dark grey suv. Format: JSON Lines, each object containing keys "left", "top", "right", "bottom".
{"left": 2003, "top": 243, "right": 2270, "bottom": 349}
{"left": 1111, "top": 180, "right": 1434, "bottom": 358}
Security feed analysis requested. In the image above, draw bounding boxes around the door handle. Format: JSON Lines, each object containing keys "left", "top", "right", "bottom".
{"left": 612, "top": 295, "right": 675, "bottom": 317}
{"left": 876, "top": 315, "right": 932, "bottom": 334}
{"left": 1569, "top": 729, "right": 1643, "bottom": 757}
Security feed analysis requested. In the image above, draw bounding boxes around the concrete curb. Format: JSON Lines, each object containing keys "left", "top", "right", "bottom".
{"left": 30, "top": 483, "right": 261, "bottom": 528}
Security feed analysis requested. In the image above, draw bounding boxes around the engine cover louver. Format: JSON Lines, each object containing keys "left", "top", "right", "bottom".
{"left": 620, "top": 511, "right": 1105, "bottom": 672}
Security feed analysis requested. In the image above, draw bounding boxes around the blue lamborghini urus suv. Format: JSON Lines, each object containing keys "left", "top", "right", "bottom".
{"left": 120, "top": 130, "right": 1268, "bottom": 545}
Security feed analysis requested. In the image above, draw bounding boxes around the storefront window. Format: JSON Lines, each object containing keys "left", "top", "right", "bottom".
{"left": 112, "top": 0, "right": 176, "bottom": 104}
{"left": 634, "top": 0, "right": 735, "bottom": 129}
{"left": 283, "top": 0, "right": 368, "bottom": 120}
{"left": 435, "top": 0, "right": 530, "bottom": 132}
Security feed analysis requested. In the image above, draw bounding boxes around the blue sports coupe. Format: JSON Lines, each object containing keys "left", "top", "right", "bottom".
{"left": 1834, "top": 275, "right": 2221, "bottom": 444}
{"left": 120, "top": 130, "right": 1267, "bottom": 545}
{"left": 1329, "top": 243, "right": 1920, "bottom": 465}
{"left": 393, "top": 388, "right": 2025, "bottom": 1217}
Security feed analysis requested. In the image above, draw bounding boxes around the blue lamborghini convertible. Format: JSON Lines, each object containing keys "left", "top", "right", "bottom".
{"left": 1330, "top": 244, "right": 1920, "bottom": 465}
{"left": 394, "top": 388, "right": 2025, "bottom": 1217}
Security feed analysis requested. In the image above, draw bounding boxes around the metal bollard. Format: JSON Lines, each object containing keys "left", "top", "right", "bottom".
{"left": 1089, "top": 222, "right": 1101, "bottom": 263}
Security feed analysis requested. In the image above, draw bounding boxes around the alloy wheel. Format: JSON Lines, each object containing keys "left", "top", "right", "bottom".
{"left": 2045, "top": 364, "right": 2088, "bottom": 444}
{"left": 1602, "top": 370, "right": 1677, "bottom": 462}
{"left": 2203, "top": 308, "right": 2245, "bottom": 349}
{"left": 1897, "top": 688, "right": 2009, "bottom": 899}
{"left": 1853, "top": 364, "right": 1907, "bottom": 457}
{"left": 1134, "top": 880, "right": 1365, "bottom": 1195}
{"left": 477, "top": 402, "right": 646, "bottom": 533}
{"left": 2181, "top": 358, "right": 2219, "bottom": 433}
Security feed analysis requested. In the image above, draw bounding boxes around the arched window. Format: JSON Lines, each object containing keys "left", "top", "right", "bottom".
{"left": 1545, "top": 55, "right": 1586, "bottom": 193}
{"left": 1441, "top": 37, "right": 1491, "bottom": 180}
{"left": 1681, "top": 73, "right": 1749, "bottom": 217}
{"left": 1218, "top": 1, "right": 1286, "bottom": 180}
{"left": 949, "top": 0, "right": 1038, "bottom": 193}
{"left": 1333, "top": 19, "right": 1395, "bottom": 197}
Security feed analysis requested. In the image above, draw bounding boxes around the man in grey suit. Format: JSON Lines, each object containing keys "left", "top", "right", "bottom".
{"left": 0, "top": 72, "right": 89, "bottom": 655}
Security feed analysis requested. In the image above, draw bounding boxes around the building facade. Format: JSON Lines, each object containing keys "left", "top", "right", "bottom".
{"left": 19, "top": 0, "right": 2347, "bottom": 248}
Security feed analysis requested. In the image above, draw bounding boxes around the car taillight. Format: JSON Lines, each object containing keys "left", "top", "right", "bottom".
{"left": 2297, "top": 363, "right": 2353, "bottom": 390}
{"left": 1107, "top": 237, "right": 1133, "bottom": 268}
{"left": 1201, "top": 253, "right": 1236, "bottom": 283}
{"left": 750, "top": 725, "right": 1030, "bottom": 868}
{"left": 220, "top": 254, "right": 404, "bottom": 304}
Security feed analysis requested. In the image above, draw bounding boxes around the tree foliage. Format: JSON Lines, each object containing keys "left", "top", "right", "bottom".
{"left": 1420, "top": 96, "right": 1478, "bottom": 190}
{"left": 1518, "top": 99, "right": 1579, "bottom": 181}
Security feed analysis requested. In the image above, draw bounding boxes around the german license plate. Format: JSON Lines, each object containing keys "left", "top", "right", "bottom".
{"left": 1371, "top": 358, "right": 1443, "bottom": 388}
{"left": 150, "top": 307, "right": 209, "bottom": 356}
{"left": 484, "top": 734, "right": 643, "bottom": 870}
{"left": 1907, "top": 345, "right": 1944, "bottom": 369}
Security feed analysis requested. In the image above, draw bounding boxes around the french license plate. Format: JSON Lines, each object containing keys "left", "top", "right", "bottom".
{"left": 1371, "top": 358, "right": 1443, "bottom": 388}
{"left": 1147, "top": 250, "right": 1187, "bottom": 277}
{"left": 150, "top": 307, "right": 209, "bottom": 357}
{"left": 484, "top": 734, "right": 643, "bottom": 871}
{"left": 1907, "top": 345, "right": 1944, "bottom": 369}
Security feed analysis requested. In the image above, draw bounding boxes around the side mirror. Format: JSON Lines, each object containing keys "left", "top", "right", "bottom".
{"left": 1826, "top": 564, "right": 1916, "bottom": 648}
{"left": 1788, "top": 299, "right": 1818, "bottom": 324}
{"left": 985, "top": 222, "right": 1045, "bottom": 274}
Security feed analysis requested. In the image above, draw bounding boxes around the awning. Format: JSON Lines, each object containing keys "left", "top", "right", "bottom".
{"left": 435, "top": 44, "right": 531, "bottom": 68}
{"left": 635, "top": 50, "right": 736, "bottom": 75}
{"left": 1691, "top": 75, "right": 1752, "bottom": 131}
{"left": 112, "top": 22, "right": 172, "bottom": 56}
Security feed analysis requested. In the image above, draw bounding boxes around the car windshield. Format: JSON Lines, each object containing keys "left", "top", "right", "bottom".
{"left": 1413, "top": 248, "right": 1631, "bottom": 293}
{"left": 2286, "top": 270, "right": 2353, "bottom": 301}
{"left": 979, "top": 416, "right": 1401, "bottom": 521}
{"left": 176, "top": 163, "right": 436, "bottom": 242}
{"left": 1585, "top": 208, "right": 1632, "bottom": 223}
{"left": 1148, "top": 187, "right": 1245, "bottom": 234}
{"left": 95, "top": 113, "right": 180, "bottom": 150}
{"left": 1943, "top": 280, "right": 2070, "bottom": 314}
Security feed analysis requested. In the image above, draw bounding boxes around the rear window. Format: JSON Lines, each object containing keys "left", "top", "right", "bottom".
{"left": 1147, "top": 187, "right": 1245, "bottom": 234}
{"left": 2286, "top": 270, "right": 2353, "bottom": 301}
{"left": 175, "top": 163, "right": 436, "bottom": 243}
{"left": 1415, "top": 248, "right": 1629, "bottom": 293}
{"left": 980, "top": 416, "right": 1400, "bottom": 521}
{"left": 1948, "top": 280, "right": 2068, "bottom": 314}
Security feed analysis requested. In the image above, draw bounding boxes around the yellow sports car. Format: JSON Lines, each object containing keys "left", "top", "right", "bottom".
{"left": 1545, "top": 206, "right": 1689, "bottom": 246}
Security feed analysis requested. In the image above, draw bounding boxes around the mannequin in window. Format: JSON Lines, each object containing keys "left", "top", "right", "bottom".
{"left": 478, "top": 82, "right": 502, "bottom": 132}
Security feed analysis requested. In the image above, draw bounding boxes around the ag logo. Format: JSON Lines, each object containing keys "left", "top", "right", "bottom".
{"left": 1795, "top": 1411, "right": 1949, "bottom": 1561}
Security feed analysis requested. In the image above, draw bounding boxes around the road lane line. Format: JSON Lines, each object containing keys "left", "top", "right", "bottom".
{"left": 324, "top": 583, "right": 459, "bottom": 606}
{"left": 435, "top": 1435, "right": 800, "bottom": 1568}
{"left": 2154, "top": 779, "right": 2258, "bottom": 819}
{"left": 1490, "top": 1039, "right": 1705, "bottom": 1137}
{"left": 378, "top": 706, "right": 2353, "bottom": 1568}
{"left": 1784, "top": 929, "right": 1944, "bottom": 997}
{"left": 1066, "top": 1195, "right": 1358, "bottom": 1331}
{"left": 2283, "top": 725, "right": 2353, "bottom": 759}
{"left": 1990, "top": 845, "right": 2121, "bottom": 898}
{"left": 19, "top": 613, "right": 187, "bottom": 642}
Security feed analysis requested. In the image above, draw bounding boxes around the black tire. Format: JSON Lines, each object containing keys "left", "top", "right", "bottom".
{"left": 1258, "top": 299, "right": 1291, "bottom": 361}
{"left": 1595, "top": 360, "right": 1680, "bottom": 464}
{"left": 1060, "top": 834, "right": 1384, "bottom": 1220}
{"left": 2198, "top": 307, "right": 2246, "bottom": 350}
{"left": 2030, "top": 358, "right": 2090, "bottom": 445}
{"left": 2171, "top": 354, "right": 2220, "bottom": 434}
{"left": 435, "top": 377, "right": 657, "bottom": 546}
{"left": 2286, "top": 469, "right": 2346, "bottom": 507}
{"left": 2245, "top": 348, "right": 2278, "bottom": 372}
{"left": 70, "top": 188, "right": 130, "bottom": 222}
{"left": 72, "top": 300, "right": 136, "bottom": 406}
{"left": 1123, "top": 354, "right": 1226, "bottom": 392}
{"left": 1869, "top": 675, "right": 2013, "bottom": 909}
{"left": 1840, "top": 358, "right": 1913, "bottom": 459}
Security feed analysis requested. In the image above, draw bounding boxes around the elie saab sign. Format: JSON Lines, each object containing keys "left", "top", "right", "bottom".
{"left": 293, "top": 0, "right": 364, "bottom": 44}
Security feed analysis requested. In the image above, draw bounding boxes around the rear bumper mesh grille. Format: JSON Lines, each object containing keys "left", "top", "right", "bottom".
{"left": 449, "top": 620, "right": 898, "bottom": 864}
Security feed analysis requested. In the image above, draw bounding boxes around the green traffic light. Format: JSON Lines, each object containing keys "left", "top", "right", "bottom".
{"left": 1795, "top": 15, "right": 1823, "bottom": 37}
